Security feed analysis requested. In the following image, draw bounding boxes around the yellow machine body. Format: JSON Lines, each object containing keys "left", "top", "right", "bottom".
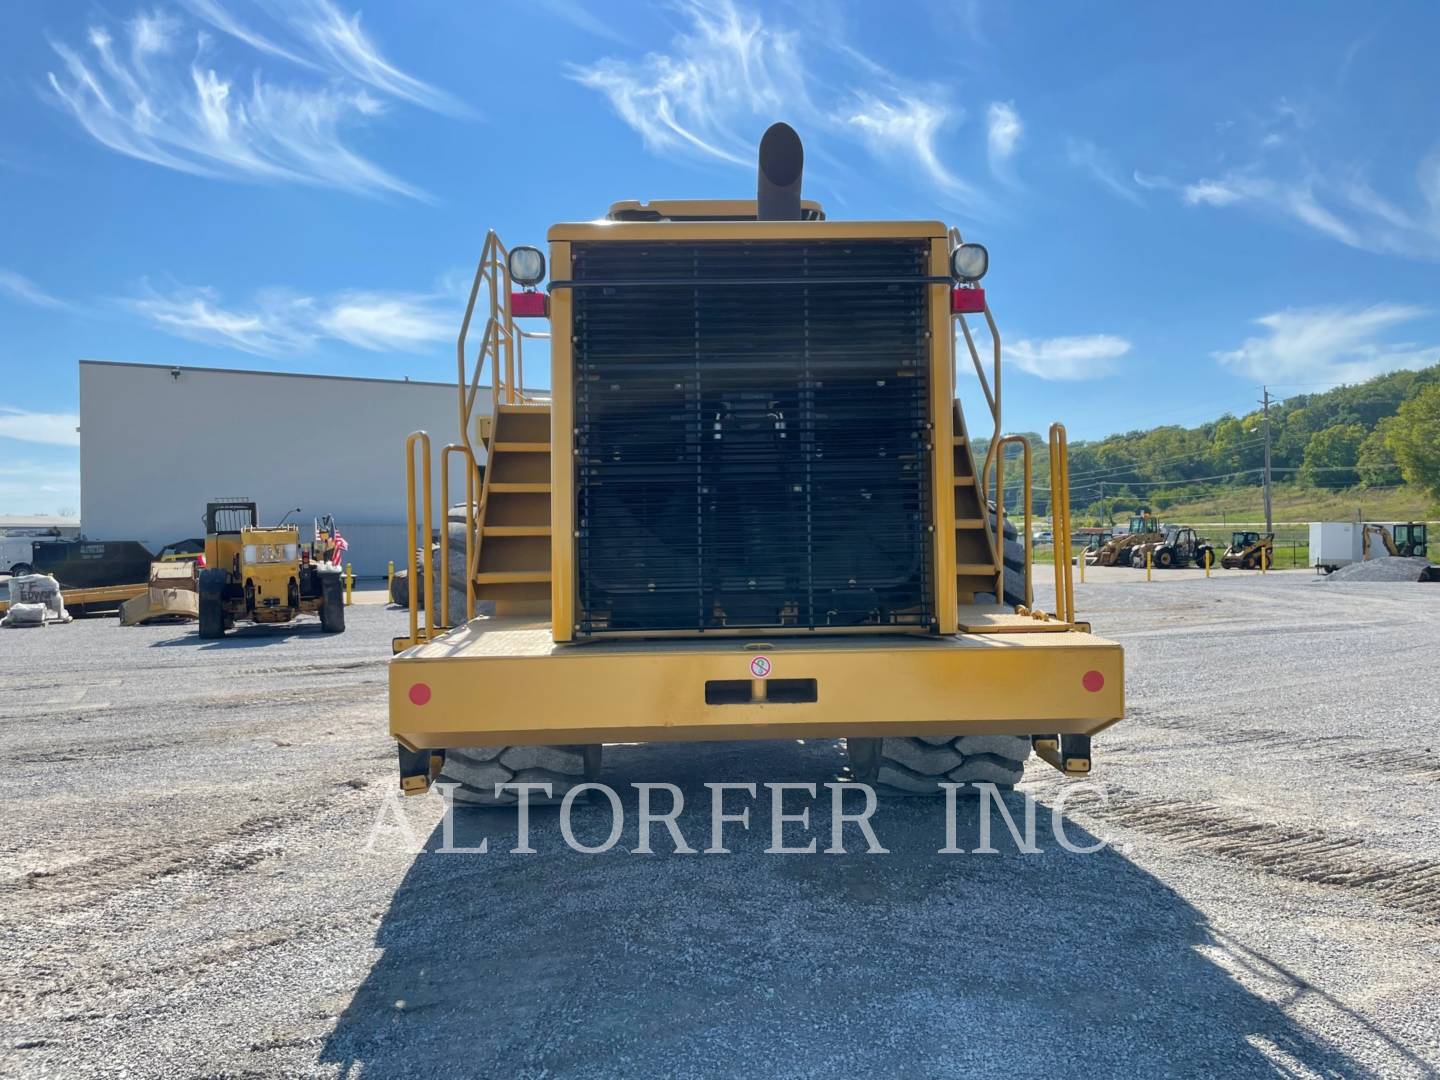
{"left": 237, "top": 526, "right": 305, "bottom": 622}
{"left": 199, "top": 501, "right": 344, "bottom": 636}
{"left": 390, "top": 171, "right": 1124, "bottom": 788}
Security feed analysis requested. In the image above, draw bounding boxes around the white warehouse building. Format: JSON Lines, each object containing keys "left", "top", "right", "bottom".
{"left": 78, "top": 360, "right": 488, "bottom": 577}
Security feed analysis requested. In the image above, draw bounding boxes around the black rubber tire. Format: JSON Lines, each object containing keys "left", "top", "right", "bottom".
{"left": 197, "top": 568, "right": 227, "bottom": 639}
{"left": 8, "top": 563, "right": 32, "bottom": 577}
{"left": 319, "top": 572, "right": 345, "bottom": 633}
{"left": 1156, "top": 548, "right": 1174, "bottom": 569}
{"left": 389, "top": 569, "right": 411, "bottom": 608}
{"left": 435, "top": 745, "right": 602, "bottom": 806}
{"left": 847, "top": 734, "right": 1031, "bottom": 795}
{"left": 973, "top": 532, "right": 1027, "bottom": 609}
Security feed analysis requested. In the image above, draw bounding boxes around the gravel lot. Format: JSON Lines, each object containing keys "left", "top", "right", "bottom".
{"left": 2, "top": 574, "right": 1438, "bottom": 1078}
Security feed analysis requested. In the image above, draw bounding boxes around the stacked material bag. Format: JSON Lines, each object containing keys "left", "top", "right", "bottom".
{"left": 2, "top": 574, "right": 72, "bottom": 628}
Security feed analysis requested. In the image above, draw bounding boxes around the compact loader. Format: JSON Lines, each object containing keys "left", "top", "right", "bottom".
{"left": 1220, "top": 531, "right": 1274, "bottom": 570}
{"left": 388, "top": 123, "right": 1123, "bottom": 801}
{"left": 197, "top": 500, "right": 345, "bottom": 638}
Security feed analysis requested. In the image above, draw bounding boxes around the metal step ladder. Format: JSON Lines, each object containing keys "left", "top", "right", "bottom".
{"left": 472, "top": 403, "right": 552, "bottom": 615}
{"left": 952, "top": 399, "right": 1002, "bottom": 602}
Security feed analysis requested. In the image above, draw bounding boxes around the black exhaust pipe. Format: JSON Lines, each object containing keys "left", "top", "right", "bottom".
{"left": 757, "top": 122, "right": 804, "bottom": 221}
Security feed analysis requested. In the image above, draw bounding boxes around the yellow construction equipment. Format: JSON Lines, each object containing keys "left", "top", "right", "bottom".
{"left": 1390, "top": 522, "right": 1428, "bottom": 559}
{"left": 388, "top": 123, "right": 1123, "bottom": 801}
{"left": 1085, "top": 511, "right": 1161, "bottom": 566}
{"left": 197, "top": 501, "right": 345, "bottom": 638}
{"left": 119, "top": 560, "right": 201, "bottom": 626}
{"left": 1220, "top": 531, "right": 1274, "bottom": 570}
{"left": 1127, "top": 526, "right": 1213, "bottom": 570}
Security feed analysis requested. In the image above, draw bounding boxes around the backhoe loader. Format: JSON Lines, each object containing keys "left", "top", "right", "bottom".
{"left": 1128, "top": 526, "right": 1213, "bottom": 569}
{"left": 388, "top": 123, "right": 1123, "bottom": 802}
{"left": 1085, "top": 512, "right": 1161, "bottom": 566}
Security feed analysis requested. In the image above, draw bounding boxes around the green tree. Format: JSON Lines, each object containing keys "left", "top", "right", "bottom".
{"left": 1299, "top": 423, "right": 1365, "bottom": 487}
{"left": 1385, "top": 384, "right": 1440, "bottom": 501}
{"left": 1355, "top": 423, "right": 1402, "bottom": 487}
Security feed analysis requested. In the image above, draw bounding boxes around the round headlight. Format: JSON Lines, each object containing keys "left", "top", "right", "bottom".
{"left": 950, "top": 242, "right": 989, "bottom": 282}
{"left": 507, "top": 246, "right": 546, "bottom": 287}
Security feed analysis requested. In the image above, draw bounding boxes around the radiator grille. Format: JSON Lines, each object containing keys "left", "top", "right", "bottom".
{"left": 571, "top": 239, "right": 934, "bottom": 633}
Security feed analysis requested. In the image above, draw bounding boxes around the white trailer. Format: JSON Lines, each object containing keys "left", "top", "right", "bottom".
{"left": 1310, "top": 521, "right": 1394, "bottom": 571}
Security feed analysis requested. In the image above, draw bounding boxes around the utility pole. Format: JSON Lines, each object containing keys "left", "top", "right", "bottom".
{"left": 1259, "top": 386, "right": 1274, "bottom": 533}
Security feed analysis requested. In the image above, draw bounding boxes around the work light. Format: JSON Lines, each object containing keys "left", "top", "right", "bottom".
{"left": 950, "top": 243, "right": 989, "bottom": 282}
{"left": 507, "top": 246, "right": 546, "bottom": 287}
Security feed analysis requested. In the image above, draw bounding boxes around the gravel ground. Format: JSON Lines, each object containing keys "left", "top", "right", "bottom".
{"left": 2, "top": 577, "right": 1439, "bottom": 1078}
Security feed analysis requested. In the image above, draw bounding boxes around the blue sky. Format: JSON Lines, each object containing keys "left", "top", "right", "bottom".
{"left": 3, "top": 1, "right": 1439, "bottom": 514}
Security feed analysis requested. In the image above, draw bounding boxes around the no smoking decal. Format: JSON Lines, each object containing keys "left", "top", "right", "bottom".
{"left": 749, "top": 655, "right": 772, "bottom": 679}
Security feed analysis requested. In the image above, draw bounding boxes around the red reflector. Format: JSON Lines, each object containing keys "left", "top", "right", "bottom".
{"left": 510, "top": 291, "right": 548, "bottom": 317}
{"left": 1082, "top": 670, "right": 1105, "bottom": 693}
{"left": 951, "top": 286, "right": 986, "bottom": 314}
{"left": 409, "top": 683, "right": 432, "bottom": 706}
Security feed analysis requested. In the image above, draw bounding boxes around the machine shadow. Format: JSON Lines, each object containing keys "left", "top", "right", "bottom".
{"left": 321, "top": 739, "right": 1372, "bottom": 1078}
{"left": 149, "top": 625, "right": 326, "bottom": 648}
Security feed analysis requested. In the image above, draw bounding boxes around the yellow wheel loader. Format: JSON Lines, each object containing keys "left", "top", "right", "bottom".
{"left": 388, "top": 123, "right": 1123, "bottom": 801}
{"left": 197, "top": 501, "right": 345, "bottom": 638}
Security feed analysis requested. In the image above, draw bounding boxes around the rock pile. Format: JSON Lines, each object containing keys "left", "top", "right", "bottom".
{"left": 1326, "top": 556, "right": 1433, "bottom": 582}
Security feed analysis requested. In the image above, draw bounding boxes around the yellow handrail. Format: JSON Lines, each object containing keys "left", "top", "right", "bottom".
{"left": 404, "top": 431, "right": 434, "bottom": 646}
{"left": 1048, "top": 423, "right": 1075, "bottom": 624}
{"left": 439, "top": 443, "right": 476, "bottom": 628}
{"left": 990, "top": 434, "right": 1033, "bottom": 608}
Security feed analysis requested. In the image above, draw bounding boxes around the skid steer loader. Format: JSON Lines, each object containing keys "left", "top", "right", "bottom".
{"left": 388, "top": 123, "right": 1123, "bottom": 801}
{"left": 1220, "top": 531, "right": 1274, "bottom": 570}
{"left": 197, "top": 500, "right": 345, "bottom": 638}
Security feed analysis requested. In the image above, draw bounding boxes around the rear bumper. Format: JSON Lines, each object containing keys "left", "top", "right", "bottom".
{"left": 388, "top": 618, "right": 1124, "bottom": 749}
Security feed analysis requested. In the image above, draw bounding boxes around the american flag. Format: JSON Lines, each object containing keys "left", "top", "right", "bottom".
{"left": 329, "top": 528, "right": 349, "bottom": 565}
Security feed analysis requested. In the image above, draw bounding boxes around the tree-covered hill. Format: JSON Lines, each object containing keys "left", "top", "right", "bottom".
{"left": 977, "top": 363, "right": 1440, "bottom": 523}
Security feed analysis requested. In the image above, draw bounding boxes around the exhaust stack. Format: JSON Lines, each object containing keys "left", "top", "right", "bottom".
{"left": 757, "top": 122, "right": 804, "bottom": 221}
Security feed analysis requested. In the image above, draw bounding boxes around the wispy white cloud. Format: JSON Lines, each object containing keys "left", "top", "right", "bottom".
{"left": 571, "top": 0, "right": 991, "bottom": 214}
{"left": 571, "top": 0, "right": 805, "bottom": 167}
{"left": 1167, "top": 96, "right": 1440, "bottom": 259}
{"left": 127, "top": 280, "right": 454, "bottom": 356}
{"left": 289, "top": 0, "right": 468, "bottom": 116}
{"left": 985, "top": 101, "right": 1021, "bottom": 175}
{"left": 0, "top": 269, "right": 64, "bottom": 309}
{"left": 179, "top": 0, "right": 313, "bottom": 67}
{"left": 317, "top": 291, "right": 453, "bottom": 351}
{"left": 1182, "top": 176, "right": 1254, "bottom": 207}
{"left": 1214, "top": 304, "right": 1440, "bottom": 384}
{"left": 844, "top": 95, "right": 984, "bottom": 209}
{"left": 0, "top": 407, "right": 80, "bottom": 447}
{"left": 1067, "top": 139, "right": 1143, "bottom": 206}
{"left": 128, "top": 285, "right": 318, "bottom": 354}
{"left": 47, "top": 1, "right": 463, "bottom": 198}
{"left": 533, "top": 0, "right": 633, "bottom": 45}
{"left": 1007, "top": 335, "right": 1132, "bottom": 380}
